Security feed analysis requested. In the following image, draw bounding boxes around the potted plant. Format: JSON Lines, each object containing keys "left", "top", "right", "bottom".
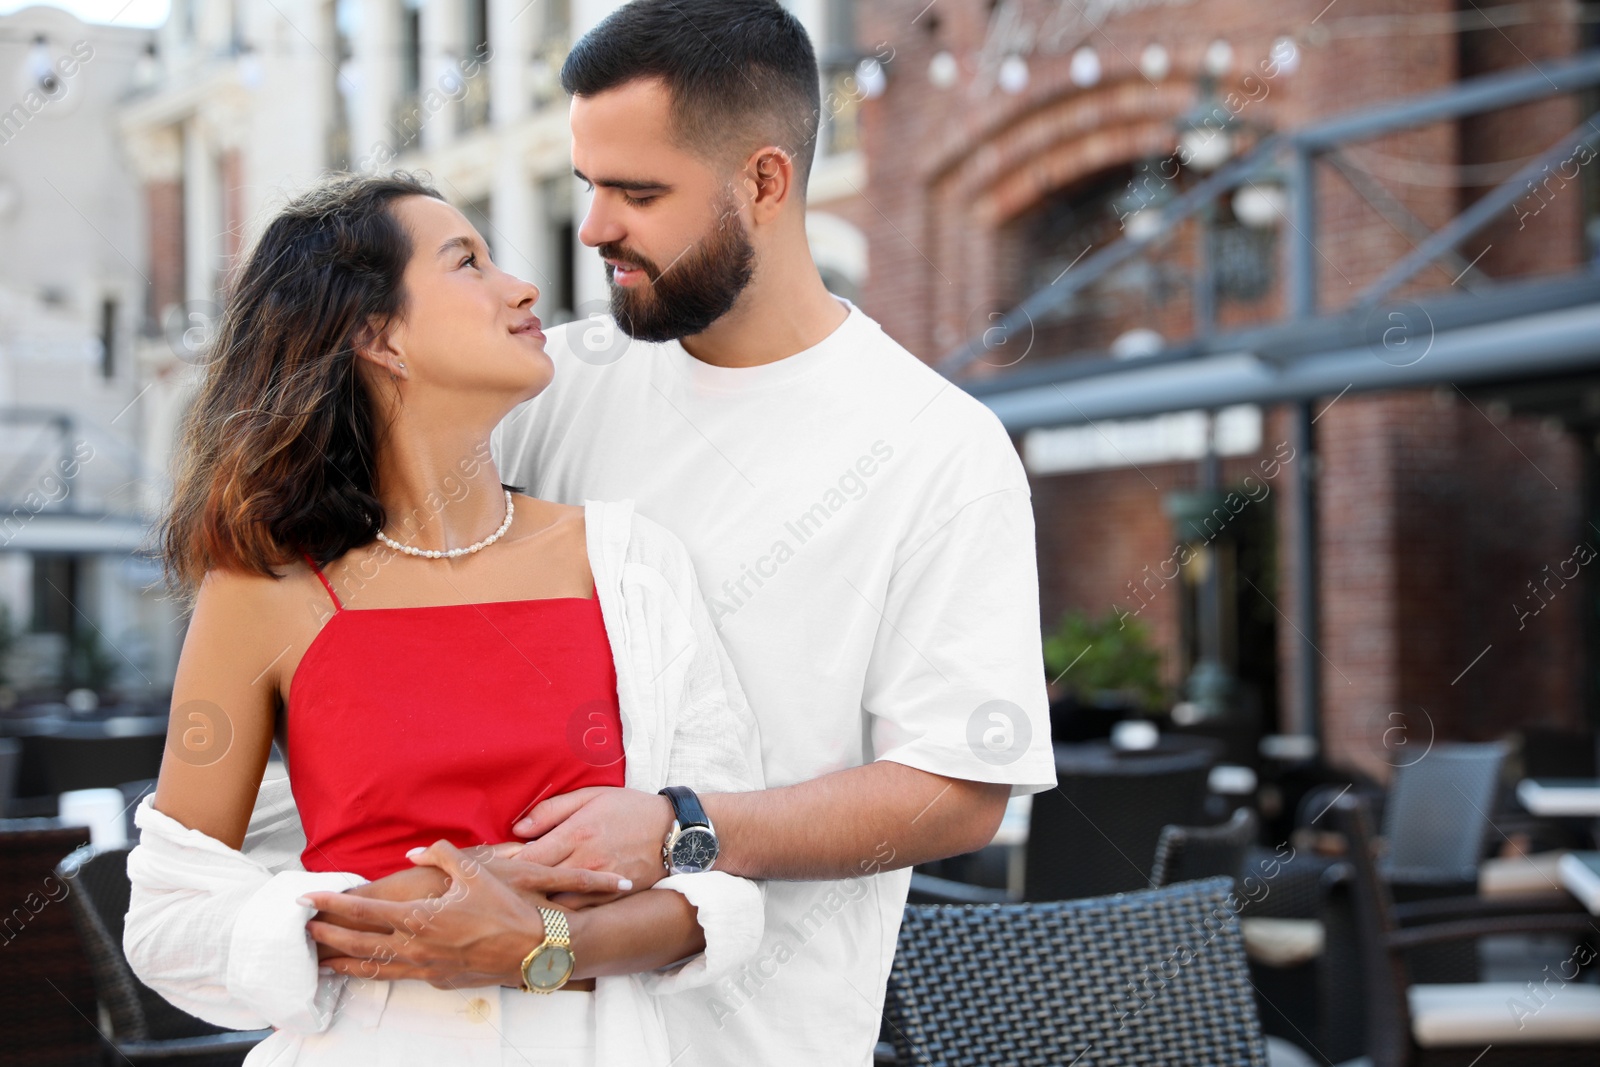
{"left": 1042, "top": 608, "right": 1166, "bottom": 743}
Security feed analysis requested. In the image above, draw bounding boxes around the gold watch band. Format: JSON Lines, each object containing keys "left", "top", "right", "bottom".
{"left": 541, "top": 907, "right": 571, "bottom": 949}
{"left": 518, "top": 907, "right": 574, "bottom": 994}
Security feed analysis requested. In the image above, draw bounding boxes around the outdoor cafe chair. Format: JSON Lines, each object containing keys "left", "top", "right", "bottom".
{"left": 1382, "top": 741, "right": 1507, "bottom": 887}
{"left": 1024, "top": 735, "right": 1219, "bottom": 900}
{"left": 1150, "top": 804, "right": 1258, "bottom": 888}
{"left": 879, "top": 876, "right": 1269, "bottom": 1066}
{"left": 1332, "top": 791, "right": 1600, "bottom": 1066}
{"left": 55, "top": 844, "right": 271, "bottom": 1066}
{"left": 0, "top": 818, "right": 100, "bottom": 1066}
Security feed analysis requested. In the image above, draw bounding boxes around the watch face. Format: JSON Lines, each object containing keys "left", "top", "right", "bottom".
{"left": 670, "top": 826, "right": 719, "bottom": 873}
{"left": 524, "top": 945, "right": 575, "bottom": 991}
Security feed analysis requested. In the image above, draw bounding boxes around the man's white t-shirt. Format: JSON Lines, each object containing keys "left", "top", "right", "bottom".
{"left": 493, "top": 298, "right": 1056, "bottom": 1066}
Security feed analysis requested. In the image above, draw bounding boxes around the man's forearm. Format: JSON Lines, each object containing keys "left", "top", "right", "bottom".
{"left": 568, "top": 888, "right": 705, "bottom": 979}
{"left": 703, "top": 762, "right": 1010, "bottom": 881}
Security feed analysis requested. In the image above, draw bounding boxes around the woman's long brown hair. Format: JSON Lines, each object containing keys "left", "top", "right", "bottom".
{"left": 161, "top": 172, "right": 444, "bottom": 601}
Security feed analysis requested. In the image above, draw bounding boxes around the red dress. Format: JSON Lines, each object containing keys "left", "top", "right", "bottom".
{"left": 288, "top": 559, "right": 626, "bottom": 880}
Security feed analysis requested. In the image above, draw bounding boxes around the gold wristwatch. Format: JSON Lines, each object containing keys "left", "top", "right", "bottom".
{"left": 518, "top": 907, "right": 575, "bottom": 994}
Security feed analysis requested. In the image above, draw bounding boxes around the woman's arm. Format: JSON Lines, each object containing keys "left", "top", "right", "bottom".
{"left": 124, "top": 568, "right": 368, "bottom": 1033}
{"left": 151, "top": 568, "right": 289, "bottom": 845}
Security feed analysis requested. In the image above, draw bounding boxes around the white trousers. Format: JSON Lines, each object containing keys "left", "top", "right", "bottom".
{"left": 243, "top": 977, "right": 596, "bottom": 1066}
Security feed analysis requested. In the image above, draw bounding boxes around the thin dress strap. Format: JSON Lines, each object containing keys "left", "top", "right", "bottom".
{"left": 301, "top": 552, "right": 343, "bottom": 612}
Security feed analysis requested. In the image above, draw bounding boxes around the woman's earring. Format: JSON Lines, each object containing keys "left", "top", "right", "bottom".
{"left": 396, "top": 361, "right": 407, "bottom": 371}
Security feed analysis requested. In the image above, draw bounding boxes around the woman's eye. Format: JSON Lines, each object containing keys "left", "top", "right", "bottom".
{"left": 462, "top": 253, "right": 479, "bottom": 269}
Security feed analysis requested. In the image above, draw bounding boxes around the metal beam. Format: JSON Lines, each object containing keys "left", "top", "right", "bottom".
{"left": 981, "top": 300, "right": 1600, "bottom": 433}
{"left": 1357, "top": 109, "right": 1600, "bottom": 308}
{"left": 935, "top": 144, "right": 1282, "bottom": 376}
{"left": 1291, "top": 52, "right": 1600, "bottom": 152}
{"left": 1289, "top": 399, "right": 1319, "bottom": 743}
{"left": 964, "top": 270, "right": 1600, "bottom": 398}
{"left": 1324, "top": 150, "right": 1492, "bottom": 292}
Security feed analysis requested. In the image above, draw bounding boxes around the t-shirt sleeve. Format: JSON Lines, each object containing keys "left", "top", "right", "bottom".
{"left": 862, "top": 481, "right": 1056, "bottom": 796}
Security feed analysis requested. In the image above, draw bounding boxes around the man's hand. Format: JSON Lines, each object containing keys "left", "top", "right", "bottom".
{"left": 302, "top": 841, "right": 630, "bottom": 986}
{"left": 511, "top": 787, "right": 674, "bottom": 905}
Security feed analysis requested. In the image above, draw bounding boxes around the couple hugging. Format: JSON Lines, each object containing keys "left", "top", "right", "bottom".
{"left": 126, "top": 2, "right": 1054, "bottom": 1064}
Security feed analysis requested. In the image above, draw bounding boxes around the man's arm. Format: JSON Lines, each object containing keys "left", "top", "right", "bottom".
{"left": 511, "top": 763, "right": 1010, "bottom": 884}
{"left": 515, "top": 478, "right": 1052, "bottom": 891}
{"left": 709, "top": 762, "right": 1010, "bottom": 879}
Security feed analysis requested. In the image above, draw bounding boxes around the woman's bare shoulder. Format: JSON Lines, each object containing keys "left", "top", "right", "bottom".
{"left": 192, "top": 561, "right": 328, "bottom": 631}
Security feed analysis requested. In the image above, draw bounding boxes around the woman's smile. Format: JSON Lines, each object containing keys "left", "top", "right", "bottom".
{"left": 510, "top": 314, "right": 546, "bottom": 344}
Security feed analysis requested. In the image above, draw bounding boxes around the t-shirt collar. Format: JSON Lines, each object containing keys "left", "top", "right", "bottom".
{"left": 662, "top": 296, "right": 865, "bottom": 392}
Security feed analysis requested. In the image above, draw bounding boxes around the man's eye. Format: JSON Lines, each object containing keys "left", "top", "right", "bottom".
{"left": 622, "top": 193, "right": 656, "bottom": 207}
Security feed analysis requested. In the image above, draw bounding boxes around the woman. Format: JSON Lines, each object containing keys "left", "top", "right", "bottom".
{"left": 122, "top": 173, "right": 764, "bottom": 1066}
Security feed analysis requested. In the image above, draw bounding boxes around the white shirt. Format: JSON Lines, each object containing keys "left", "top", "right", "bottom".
{"left": 493, "top": 300, "right": 1056, "bottom": 1066}
{"left": 123, "top": 502, "right": 766, "bottom": 1067}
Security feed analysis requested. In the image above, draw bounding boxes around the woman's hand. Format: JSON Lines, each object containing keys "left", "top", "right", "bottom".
{"left": 310, "top": 864, "right": 452, "bottom": 959}
{"left": 301, "top": 841, "right": 630, "bottom": 987}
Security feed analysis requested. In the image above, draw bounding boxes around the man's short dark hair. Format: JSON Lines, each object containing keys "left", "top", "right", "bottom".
{"left": 561, "top": 0, "right": 822, "bottom": 192}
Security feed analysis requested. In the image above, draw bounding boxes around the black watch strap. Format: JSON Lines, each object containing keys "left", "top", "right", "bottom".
{"left": 659, "top": 785, "right": 711, "bottom": 829}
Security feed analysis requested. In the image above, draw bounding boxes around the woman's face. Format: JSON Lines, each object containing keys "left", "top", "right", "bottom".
{"left": 380, "top": 195, "right": 551, "bottom": 408}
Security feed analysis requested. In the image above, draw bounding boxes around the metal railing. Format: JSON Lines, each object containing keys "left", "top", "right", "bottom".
{"left": 938, "top": 51, "right": 1600, "bottom": 379}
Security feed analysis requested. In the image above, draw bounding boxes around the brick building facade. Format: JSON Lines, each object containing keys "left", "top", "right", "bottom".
{"left": 849, "top": 0, "right": 1593, "bottom": 780}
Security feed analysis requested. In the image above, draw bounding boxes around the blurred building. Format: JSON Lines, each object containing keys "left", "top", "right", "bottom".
{"left": 852, "top": 0, "right": 1595, "bottom": 781}
{"left": 0, "top": 5, "right": 166, "bottom": 706}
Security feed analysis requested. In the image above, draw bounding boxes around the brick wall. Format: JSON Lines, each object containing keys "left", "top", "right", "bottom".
{"left": 851, "top": 0, "right": 1591, "bottom": 776}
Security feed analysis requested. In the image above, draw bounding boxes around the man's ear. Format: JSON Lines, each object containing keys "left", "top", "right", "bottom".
{"left": 739, "top": 146, "right": 796, "bottom": 226}
{"left": 352, "top": 316, "right": 408, "bottom": 378}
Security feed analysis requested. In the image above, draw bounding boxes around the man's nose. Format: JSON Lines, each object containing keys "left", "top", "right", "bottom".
{"left": 577, "top": 198, "right": 624, "bottom": 249}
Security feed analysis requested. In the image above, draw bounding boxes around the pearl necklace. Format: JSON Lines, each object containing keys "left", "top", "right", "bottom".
{"left": 376, "top": 490, "right": 515, "bottom": 560}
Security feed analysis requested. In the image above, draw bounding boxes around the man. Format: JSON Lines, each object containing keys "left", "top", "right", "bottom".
{"left": 310, "top": 2, "right": 1054, "bottom": 1063}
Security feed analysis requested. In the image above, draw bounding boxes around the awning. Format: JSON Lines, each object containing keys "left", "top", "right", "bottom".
{"left": 976, "top": 299, "right": 1600, "bottom": 433}
{"left": 0, "top": 512, "right": 152, "bottom": 554}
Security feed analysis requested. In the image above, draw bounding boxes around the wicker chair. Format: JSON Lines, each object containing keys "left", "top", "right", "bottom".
{"left": 0, "top": 819, "right": 100, "bottom": 1067}
{"left": 1379, "top": 742, "right": 1510, "bottom": 988}
{"left": 881, "top": 876, "right": 1269, "bottom": 1066}
{"left": 1151, "top": 805, "right": 1258, "bottom": 887}
{"left": 1025, "top": 737, "right": 1219, "bottom": 900}
{"left": 1236, "top": 749, "right": 1509, "bottom": 1064}
{"left": 55, "top": 845, "right": 271, "bottom": 1065}
{"left": 906, "top": 871, "right": 1009, "bottom": 905}
{"left": 1332, "top": 791, "right": 1600, "bottom": 1066}
{"left": 1382, "top": 741, "right": 1506, "bottom": 885}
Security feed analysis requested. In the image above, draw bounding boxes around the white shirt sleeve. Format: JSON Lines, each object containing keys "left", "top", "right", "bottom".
{"left": 122, "top": 794, "right": 368, "bottom": 1033}
{"left": 863, "top": 483, "right": 1057, "bottom": 796}
{"left": 629, "top": 512, "right": 767, "bottom": 995}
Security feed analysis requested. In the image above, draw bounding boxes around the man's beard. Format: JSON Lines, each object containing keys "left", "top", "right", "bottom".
{"left": 601, "top": 201, "right": 756, "bottom": 343}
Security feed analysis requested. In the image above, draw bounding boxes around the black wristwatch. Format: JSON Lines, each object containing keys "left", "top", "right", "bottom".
{"left": 659, "top": 785, "right": 719, "bottom": 875}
